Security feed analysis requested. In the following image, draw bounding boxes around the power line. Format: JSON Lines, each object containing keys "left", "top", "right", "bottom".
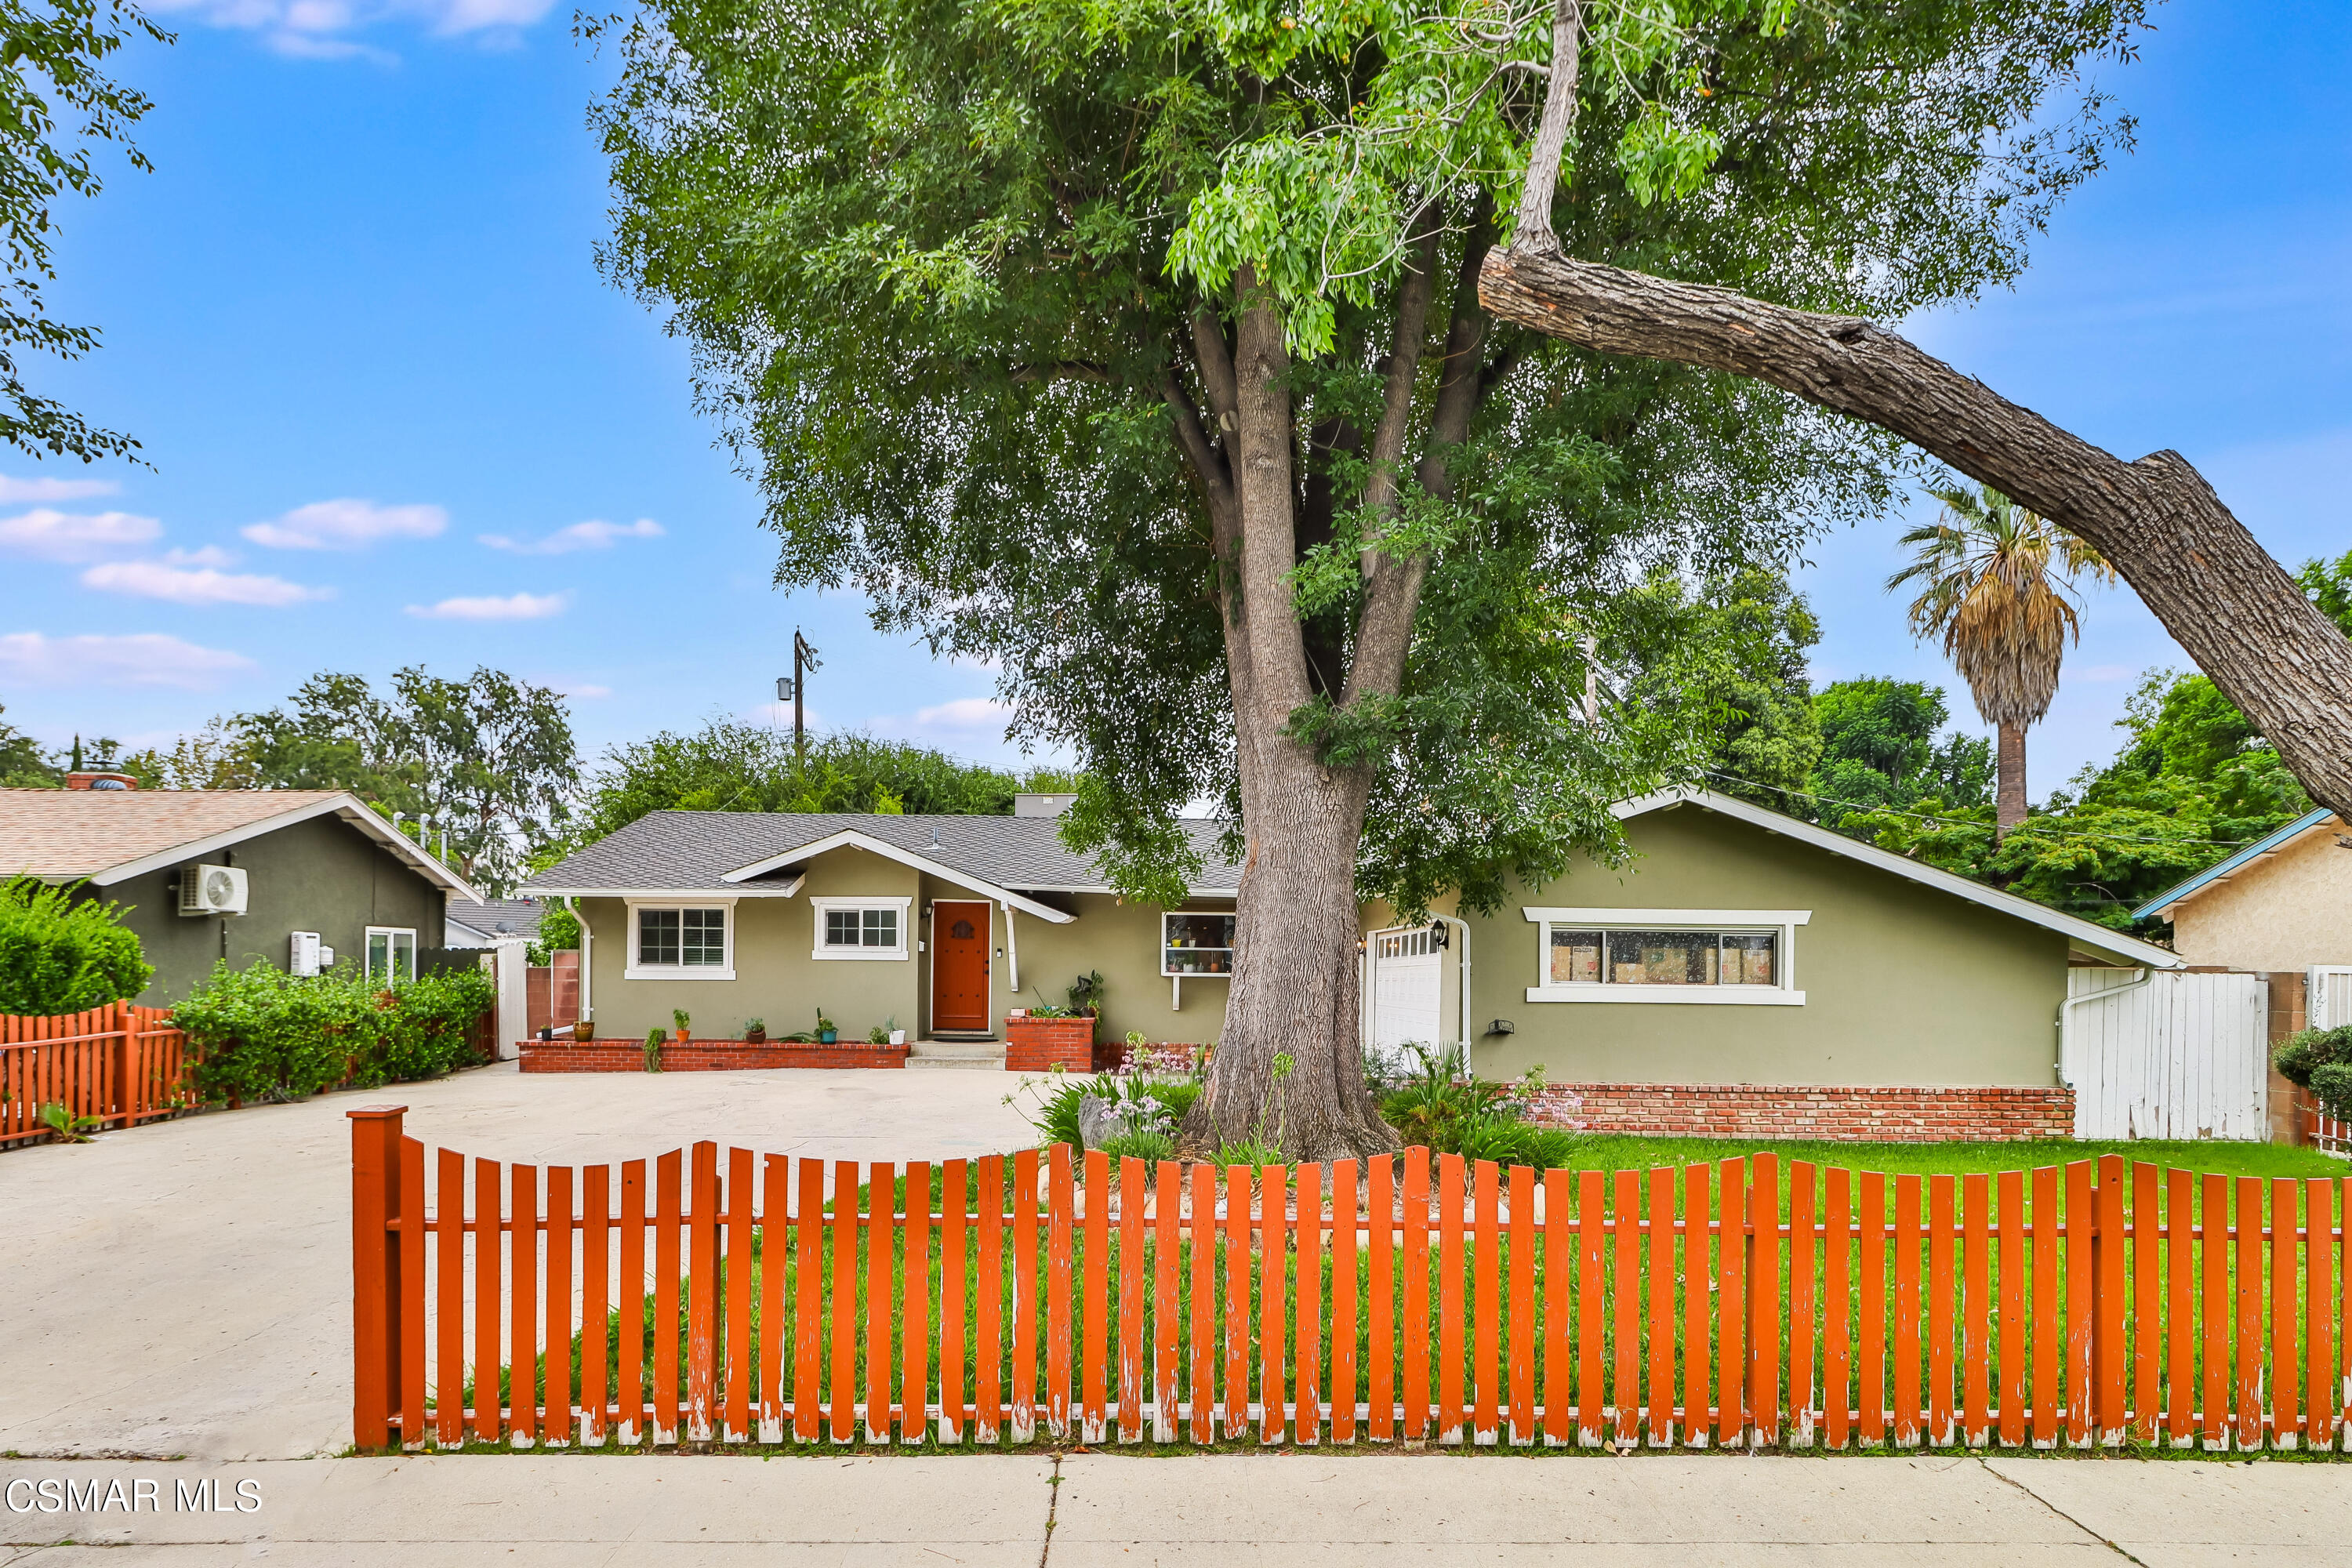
{"left": 1700, "top": 768, "right": 2256, "bottom": 850}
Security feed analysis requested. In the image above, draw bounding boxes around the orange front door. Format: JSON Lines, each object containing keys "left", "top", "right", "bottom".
{"left": 931, "top": 901, "right": 993, "bottom": 1033}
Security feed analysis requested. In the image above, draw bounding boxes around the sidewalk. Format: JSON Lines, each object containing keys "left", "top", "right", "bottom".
{"left": 5, "top": 1452, "right": 2347, "bottom": 1566}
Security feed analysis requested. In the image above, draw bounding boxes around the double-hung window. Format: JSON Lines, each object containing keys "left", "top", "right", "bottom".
{"left": 626, "top": 902, "right": 734, "bottom": 979}
{"left": 1523, "top": 908, "right": 1807, "bottom": 1004}
{"left": 365, "top": 926, "right": 417, "bottom": 982}
{"left": 811, "top": 896, "right": 912, "bottom": 960}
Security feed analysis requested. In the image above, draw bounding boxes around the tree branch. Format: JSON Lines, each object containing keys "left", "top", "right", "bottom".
{"left": 1512, "top": 0, "right": 1581, "bottom": 252}
{"left": 1478, "top": 245, "right": 2352, "bottom": 818}
{"left": 1190, "top": 307, "right": 1240, "bottom": 434}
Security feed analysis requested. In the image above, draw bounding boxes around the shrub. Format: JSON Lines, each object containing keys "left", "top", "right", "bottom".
{"left": 2278, "top": 1025, "right": 2352, "bottom": 1118}
{"left": 175, "top": 961, "right": 493, "bottom": 1104}
{"left": 0, "top": 877, "right": 153, "bottom": 1014}
{"left": 1376, "top": 1043, "right": 1581, "bottom": 1172}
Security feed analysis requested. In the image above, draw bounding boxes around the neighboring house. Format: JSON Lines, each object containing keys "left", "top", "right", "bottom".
{"left": 445, "top": 897, "right": 550, "bottom": 949}
{"left": 0, "top": 785, "right": 481, "bottom": 1005}
{"left": 526, "top": 789, "right": 2185, "bottom": 1138}
{"left": 2132, "top": 808, "right": 2352, "bottom": 975}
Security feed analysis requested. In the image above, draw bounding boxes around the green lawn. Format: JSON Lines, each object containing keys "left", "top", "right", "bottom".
{"left": 1554, "top": 1134, "right": 2346, "bottom": 1182}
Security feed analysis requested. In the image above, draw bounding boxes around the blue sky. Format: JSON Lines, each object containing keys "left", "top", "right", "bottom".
{"left": 1, "top": 0, "right": 2346, "bottom": 799}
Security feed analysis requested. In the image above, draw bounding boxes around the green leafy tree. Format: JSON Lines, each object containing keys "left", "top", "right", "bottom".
{"left": 594, "top": 0, "right": 2141, "bottom": 1155}
{"left": 557, "top": 722, "right": 1033, "bottom": 854}
{"left": 1810, "top": 678, "right": 1992, "bottom": 818}
{"left": 1675, "top": 571, "right": 1822, "bottom": 813}
{"left": 0, "top": 0, "right": 166, "bottom": 462}
{"left": 0, "top": 877, "right": 151, "bottom": 1013}
{"left": 0, "top": 703, "right": 57, "bottom": 786}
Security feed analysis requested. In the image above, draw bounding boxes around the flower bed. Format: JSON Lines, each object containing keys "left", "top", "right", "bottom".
{"left": 518, "top": 1036, "right": 908, "bottom": 1073}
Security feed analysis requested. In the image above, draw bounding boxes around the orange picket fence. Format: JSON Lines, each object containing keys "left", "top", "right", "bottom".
{"left": 2, "top": 1002, "right": 194, "bottom": 1148}
{"left": 349, "top": 1106, "right": 2352, "bottom": 1456}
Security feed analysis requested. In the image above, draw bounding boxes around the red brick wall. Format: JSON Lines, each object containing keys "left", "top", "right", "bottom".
{"left": 518, "top": 1038, "right": 908, "bottom": 1073}
{"left": 1005, "top": 1015, "right": 1098, "bottom": 1073}
{"left": 1527, "top": 1082, "right": 2074, "bottom": 1142}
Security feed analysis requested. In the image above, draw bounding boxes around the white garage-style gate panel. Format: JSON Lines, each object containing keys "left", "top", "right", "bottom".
{"left": 2061, "top": 969, "right": 2269, "bottom": 1140}
{"left": 1370, "top": 926, "right": 1443, "bottom": 1056}
{"left": 2311, "top": 966, "right": 2352, "bottom": 1030}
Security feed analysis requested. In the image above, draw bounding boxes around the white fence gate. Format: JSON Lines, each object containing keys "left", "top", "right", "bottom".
{"left": 2061, "top": 969, "right": 2269, "bottom": 1140}
{"left": 1370, "top": 926, "right": 1443, "bottom": 1056}
{"left": 2308, "top": 965, "right": 2352, "bottom": 1157}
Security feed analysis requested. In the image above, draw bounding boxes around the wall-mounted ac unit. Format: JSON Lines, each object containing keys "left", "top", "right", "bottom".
{"left": 179, "top": 864, "right": 249, "bottom": 917}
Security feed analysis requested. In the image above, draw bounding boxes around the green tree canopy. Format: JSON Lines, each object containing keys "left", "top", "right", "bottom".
{"left": 0, "top": 0, "right": 166, "bottom": 462}
{"left": 554, "top": 722, "right": 1059, "bottom": 856}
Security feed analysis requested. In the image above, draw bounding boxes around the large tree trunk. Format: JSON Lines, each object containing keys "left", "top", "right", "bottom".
{"left": 1994, "top": 720, "right": 2027, "bottom": 840}
{"left": 1181, "top": 276, "right": 1394, "bottom": 1162}
{"left": 1478, "top": 248, "right": 2352, "bottom": 821}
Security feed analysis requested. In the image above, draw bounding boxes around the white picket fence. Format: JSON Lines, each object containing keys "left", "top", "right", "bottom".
{"left": 2310, "top": 965, "right": 2352, "bottom": 1157}
{"left": 2060, "top": 968, "right": 2270, "bottom": 1141}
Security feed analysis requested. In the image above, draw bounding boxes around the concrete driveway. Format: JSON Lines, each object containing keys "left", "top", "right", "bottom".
{"left": 0, "top": 1062, "right": 1033, "bottom": 1462}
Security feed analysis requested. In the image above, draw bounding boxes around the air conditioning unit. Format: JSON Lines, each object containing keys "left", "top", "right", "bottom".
{"left": 179, "top": 864, "right": 249, "bottom": 917}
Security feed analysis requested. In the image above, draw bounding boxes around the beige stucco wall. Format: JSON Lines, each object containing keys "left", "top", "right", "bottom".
{"left": 1457, "top": 801, "right": 2074, "bottom": 1088}
{"left": 2169, "top": 818, "right": 2352, "bottom": 971}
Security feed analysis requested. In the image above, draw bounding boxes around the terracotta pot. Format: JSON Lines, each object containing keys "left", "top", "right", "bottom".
{"left": 745, "top": 1029, "right": 768, "bottom": 1045}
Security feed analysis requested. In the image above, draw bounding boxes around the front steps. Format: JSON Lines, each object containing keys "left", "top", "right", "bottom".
{"left": 906, "top": 1038, "right": 1006, "bottom": 1071}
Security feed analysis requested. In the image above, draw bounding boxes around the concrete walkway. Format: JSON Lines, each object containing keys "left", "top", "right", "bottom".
{"left": 0, "top": 1062, "right": 1033, "bottom": 1462}
{"left": 3, "top": 1453, "right": 2348, "bottom": 1566}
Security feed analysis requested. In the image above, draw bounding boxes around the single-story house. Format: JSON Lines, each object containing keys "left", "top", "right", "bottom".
{"left": 2132, "top": 808, "right": 2352, "bottom": 975}
{"left": 523, "top": 789, "right": 2184, "bottom": 1138}
{"left": 0, "top": 784, "right": 481, "bottom": 1005}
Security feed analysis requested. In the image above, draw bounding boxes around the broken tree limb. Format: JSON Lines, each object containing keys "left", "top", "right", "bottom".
{"left": 1478, "top": 244, "right": 2352, "bottom": 819}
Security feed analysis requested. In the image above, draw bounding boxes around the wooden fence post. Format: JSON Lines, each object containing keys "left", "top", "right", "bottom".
{"left": 2092, "top": 1156, "right": 2128, "bottom": 1445}
{"left": 349, "top": 1105, "right": 408, "bottom": 1452}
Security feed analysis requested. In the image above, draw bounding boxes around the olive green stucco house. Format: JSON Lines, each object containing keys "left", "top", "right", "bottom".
{"left": 2, "top": 785, "right": 481, "bottom": 1005}
{"left": 524, "top": 789, "right": 2183, "bottom": 1140}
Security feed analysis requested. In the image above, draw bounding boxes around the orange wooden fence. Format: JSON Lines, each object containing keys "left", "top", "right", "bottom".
{"left": 2, "top": 1002, "right": 193, "bottom": 1148}
{"left": 349, "top": 1106, "right": 2352, "bottom": 1455}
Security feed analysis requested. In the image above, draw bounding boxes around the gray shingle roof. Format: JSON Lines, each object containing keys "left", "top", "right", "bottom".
{"left": 444, "top": 897, "right": 552, "bottom": 946}
{"left": 522, "top": 811, "right": 1242, "bottom": 898}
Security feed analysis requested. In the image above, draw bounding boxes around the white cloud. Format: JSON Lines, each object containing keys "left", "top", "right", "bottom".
{"left": 0, "top": 474, "right": 121, "bottom": 503}
{"left": 911, "top": 697, "right": 1014, "bottom": 731}
{"left": 163, "top": 545, "right": 237, "bottom": 568}
{"left": 405, "top": 591, "right": 567, "bottom": 621}
{"left": 0, "top": 631, "right": 254, "bottom": 688}
{"left": 143, "top": 0, "right": 551, "bottom": 55}
{"left": 479, "top": 517, "right": 664, "bottom": 555}
{"left": 0, "top": 507, "right": 162, "bottom": 562}
{"left": 81, "top": 559, "right": 335, "bottom": 608}
{"left": 243, "top": 498, "right": 446, "bottom": 550}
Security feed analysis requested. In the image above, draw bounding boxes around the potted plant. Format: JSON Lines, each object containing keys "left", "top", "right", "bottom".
{"left": 885, "top": 1013, "right": 906, "bottom": 1047}
{"left": 643, "top": 1029, "right": 664, "bottom": 1073}
{"left": 573, "top": 1014, "right": 593, "bottom": 1040}
{"left": 672, "top": 1007, "right": 691, "bottom": 1044}
{"left": 867, "top": 1024, "right": 890, "bottom": 1044}
{"left": 743, "top": 1017, "right": 768, "bottom": 1044}
{"left": 815, "top": 1009, "right": 837, "bottom": 1044}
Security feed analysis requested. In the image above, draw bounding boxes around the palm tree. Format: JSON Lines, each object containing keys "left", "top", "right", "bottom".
{"left": 1888, "top": 483, "right": 2114, "bottom": 840}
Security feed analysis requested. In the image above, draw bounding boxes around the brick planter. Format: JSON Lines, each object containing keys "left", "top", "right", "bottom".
{"left": 1526, "top": 1082, "right": 2074, "bottom": 1142}
{"left": 518, "top": 1037, "right": 908, "bottom": 1073}
{"left": 1004, "top": 1014, "right": 1099, "bottom": 1073}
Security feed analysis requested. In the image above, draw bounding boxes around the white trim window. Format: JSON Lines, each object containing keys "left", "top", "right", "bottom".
{"left": 1161, "top": 910, "right": 1236, "bottom": 977}
{"left": 626, "top": 900, "right": 735, "bottom": 981}
{"left": 365, "top": 926, "right": 417, "bottom": 983}
{"left": 811, "top": 895, "right": 913, "bottom": 961}
{"left": 1523, "top": 907, "right": 1808, "bottom": 1005}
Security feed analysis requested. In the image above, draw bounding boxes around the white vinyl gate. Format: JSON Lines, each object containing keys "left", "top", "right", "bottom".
{"left": 1370, "top": 927, "right": 1443, "bottom": 1054}
{"left": 2060, "top": 969, "right": 2269, "bottom": 1140}
{"left": 2312, "top": 965, "right": 2352, "bottom": 1030}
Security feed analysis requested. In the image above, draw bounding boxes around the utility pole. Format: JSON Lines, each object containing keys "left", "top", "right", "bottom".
{"left": 779, "top": 629, "right": 822, "bottom": 768}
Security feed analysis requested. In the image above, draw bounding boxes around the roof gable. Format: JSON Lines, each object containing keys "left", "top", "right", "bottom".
{"left": 0, "top": 787, "right": 479, "bottom": 901}
{"left": 2129, "top": 808, "right": 2339, "bottom": 921}
{"left": 1617, "top": 789, "right": 2183, "bottom": 969}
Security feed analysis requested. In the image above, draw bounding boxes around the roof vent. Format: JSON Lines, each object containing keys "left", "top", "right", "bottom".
{"left": 1014, "top": 793, "right": 1076, "bottom": 818}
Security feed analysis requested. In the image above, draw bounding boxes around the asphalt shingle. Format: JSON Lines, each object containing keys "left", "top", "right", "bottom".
{"left": 524, "top": 811, "right": 1241, "bottom": 897}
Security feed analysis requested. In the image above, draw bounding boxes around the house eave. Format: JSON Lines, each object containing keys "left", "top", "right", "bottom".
{"left": 83, "top": 793, "right": 482, "bottom": 902}
{"left": 718, "top": 829, "right": 1077, "bottom": 923}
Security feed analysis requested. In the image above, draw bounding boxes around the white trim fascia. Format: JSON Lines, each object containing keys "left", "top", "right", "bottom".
{"left": 811, "top": 895, "right": 914, "bottom": 961}
{"left": 1524, "top": 986, "right": 1807, "bottom": 1006}
{"left": 1522, "top": 906, "right": 1812, "bottom": 927}
{"left": 718, "top": 829, "right": 1076, "bottom": 922}
{"left": 1612, "top": 789, "right": 2185, "bottom": 970}
{"left": 524, "top": 879, "right": 802, "bottom": 900}
{"left": 622, "top": 896, "right": 738, "bottom": 982}
{"left": 85, "top": 793, "right": 482, "bottom": 902}
{"left": 1004, "top": 883, "right": 1243, "bottom": 898}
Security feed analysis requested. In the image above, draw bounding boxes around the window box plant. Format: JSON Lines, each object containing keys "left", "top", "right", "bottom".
{"left": 743, "top": 1017, "right": 768, "bottom": 1044}
{"left": 815, "top": 1009, "right": 837, "bottom": 1045}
